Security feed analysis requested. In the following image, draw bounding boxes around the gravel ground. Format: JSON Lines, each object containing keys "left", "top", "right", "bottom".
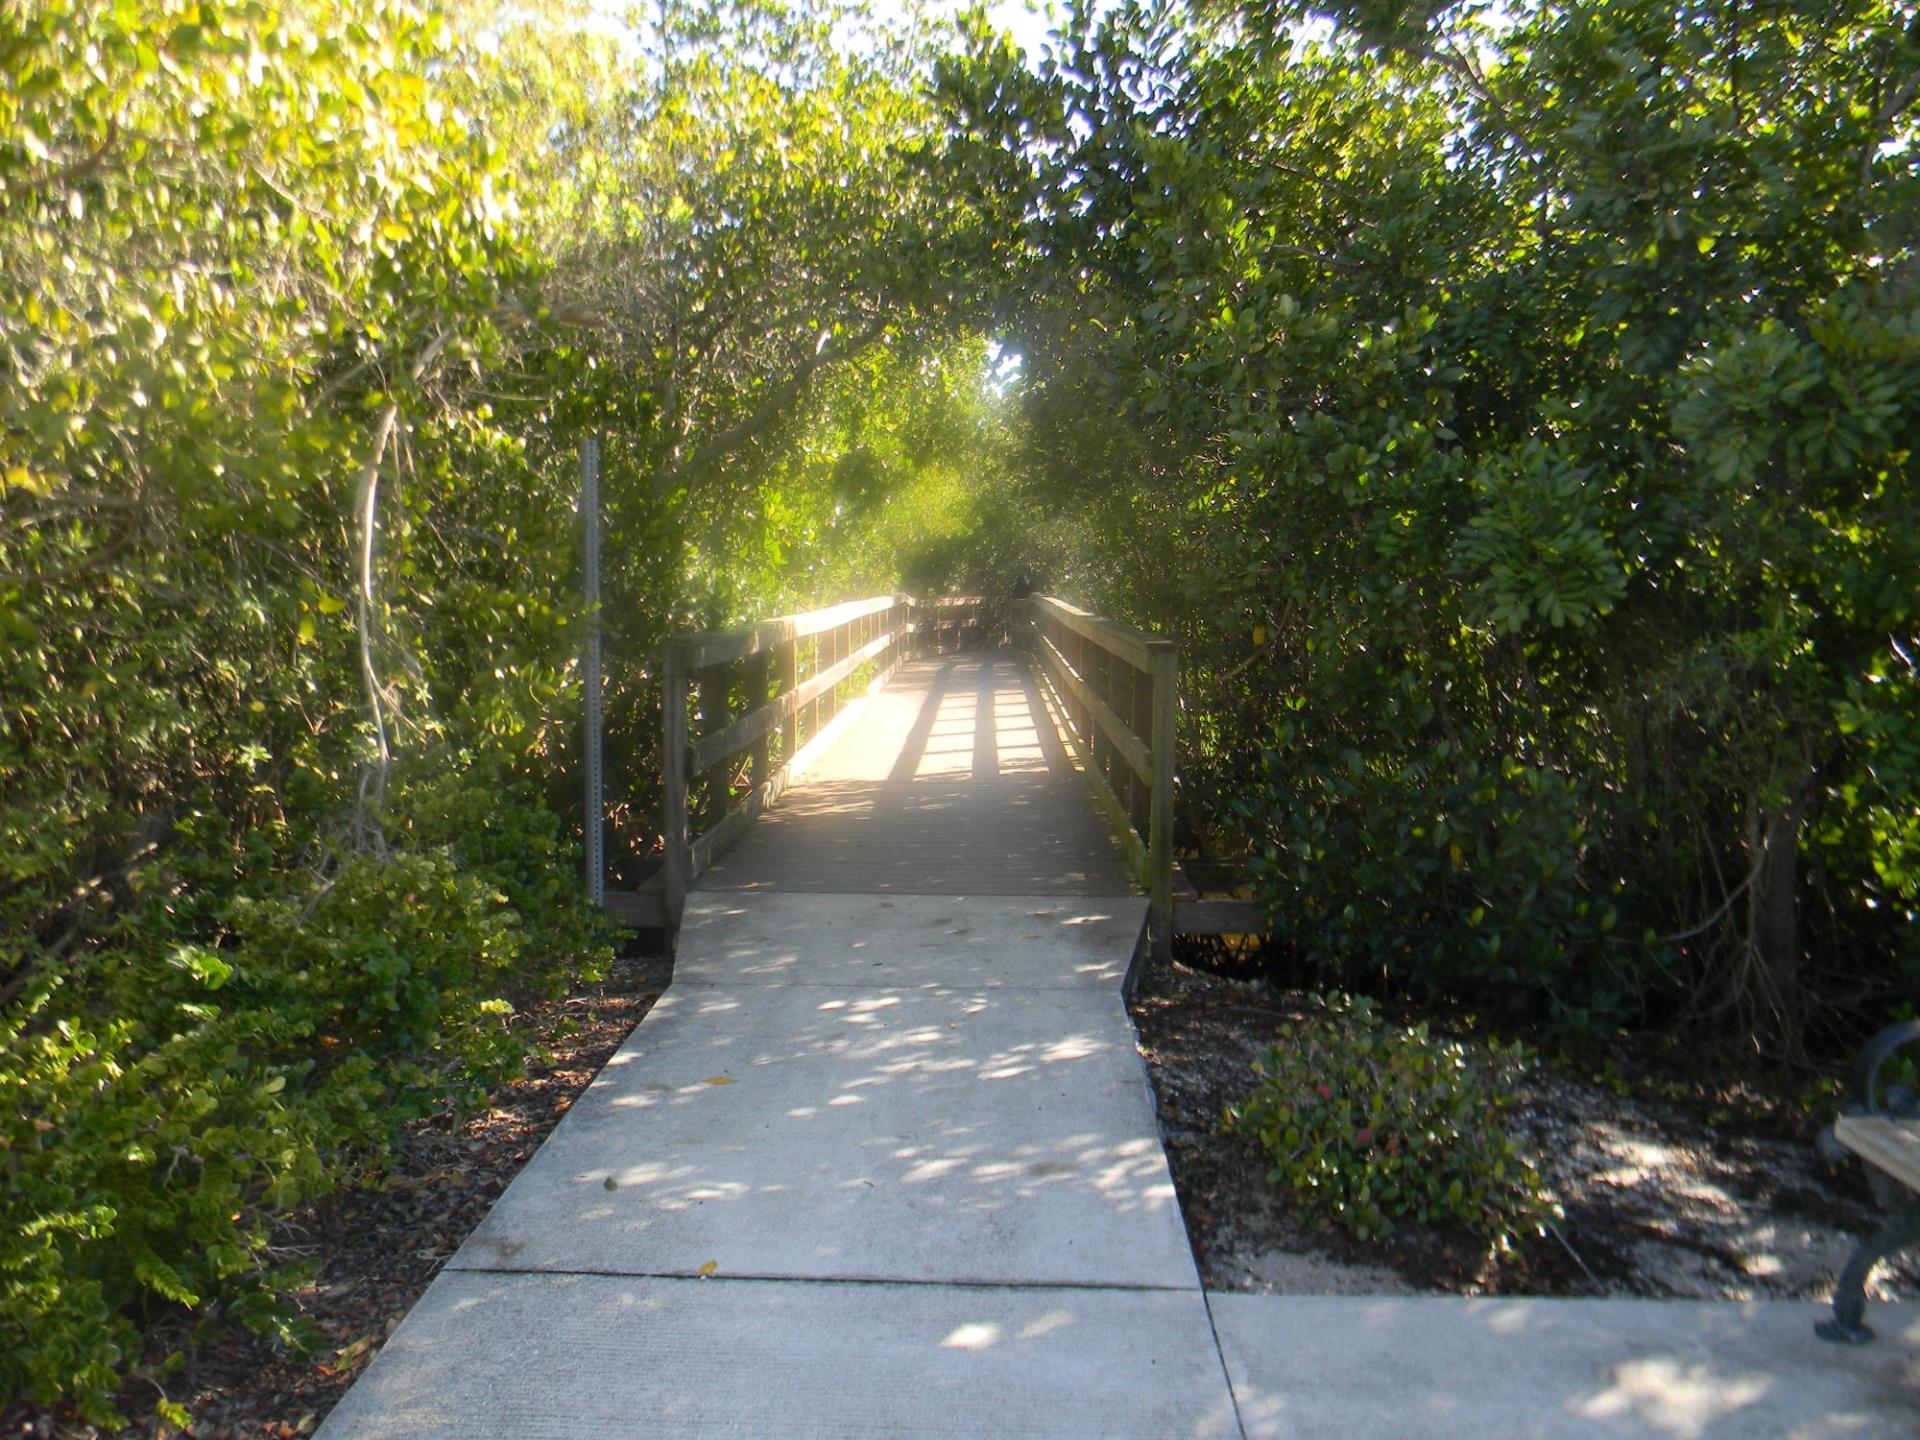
{"left": 7, "top": 944, "right": 672, "bottom": 1440}
{"left": 1129, "top": 950, "right": 1920, "bottom": 1306}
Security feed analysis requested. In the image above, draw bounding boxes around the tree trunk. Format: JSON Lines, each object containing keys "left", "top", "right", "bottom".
{"left": 1746, "top": 774, "right": 1810, "bottom": 1062}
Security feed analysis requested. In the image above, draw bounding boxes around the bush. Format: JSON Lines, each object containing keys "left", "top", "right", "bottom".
{"left": 0, "top": 845, "right": 594, "bottom": 1423}
{"left": 1223, "top": 993, "right": 1553, "bottom": 1244}
{"left": 391, "top": 763, "right": 618, "bottom": 998}
{"left": 1, "top": 961, "right": 336, "bottom": 1426}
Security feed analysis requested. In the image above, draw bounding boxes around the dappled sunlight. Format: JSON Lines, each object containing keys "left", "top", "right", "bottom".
{"left": 338, "top": 1270, "right": 1234, "bottom": 1436}
{"left": 1576, "top": 1357, "right": 1772, "bottom": 1436}
{"left": 1211, "top": 1294, "right": 1920, "bottom": 1439}
{"left": 456, "top": 924, "right": 1188, "bottom": 1287}
{"left": 757, "top": 652, "right": 1081, "bottom": 789}
{"left": 673, "top": 892, "right": 1145, "bottom": 991}
{"left": 941, "top": 1321, "right": 1003, "bottom": 1350}
{"left": 446, "top": 649, "right": 1181, "bottom": 1296}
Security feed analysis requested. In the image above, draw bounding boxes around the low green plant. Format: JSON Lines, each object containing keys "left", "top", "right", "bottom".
{"left": 0, "top": 845, "right": 591, "bottom": 1423}
{"left": 1224, "top": 993, "right": 1553, "bottom": 1244}
{"left": 392, "top": 763, "right": 618, "bottom": 996}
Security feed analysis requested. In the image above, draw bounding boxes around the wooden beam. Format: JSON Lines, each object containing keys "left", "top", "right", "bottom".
{"left": 661, "top": 643, "right": 690, "bottom": 933}
{"left": 1031, "top": 630, "right": 1153, "bottom": 785}
{"left": 777, "top": 635, "right": 798, "bottom": 770}
{"left": 671, "top": 618, "right": 790, "bottom": 671}
{"left": 1835, "top": 1114, "right": 1920, "bottom": 1190}
{"left": 1173, "top": 898, "right": 1267, "bottom": 936}
{"left": 1030, "top": 594, "right": 1160, "bottom": 672}
{"left": 1029, "top": 655, "right": 1151, "bottom": 887}
{"left": 1147, "top": 637, "right": 1177, "bottom": 967}
{"left": 667, "top": 594, "right": 903, "bottom": 669}
{"left": 687, "top": 624, "right": 897, "bottom": 774}
{"left": 689, "top": 766, "right": 791, "bottom": 880}
{"left": 782, "top": 593, "right": 901, "bottom": 641}
{"left": 603, "top": 883, "right": 667, "bottom": 929}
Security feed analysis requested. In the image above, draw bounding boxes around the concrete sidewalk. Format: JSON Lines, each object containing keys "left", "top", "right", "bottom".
{"left": 449, "top": 894, "right": 1196, "bottom": 1290}
{"left": 318, "top": 892, "right": 1242, "bottom": 1437}
{"left": 317, "top": 887, "right": 1919, "bottom": 1438}
{"left": 1212, "top": 1293, "right": 1917, "bottom": 1439}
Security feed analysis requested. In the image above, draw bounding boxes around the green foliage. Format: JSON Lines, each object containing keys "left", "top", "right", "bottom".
{"left": 0, "top": 844, "right": 572, "bottom": 1423}
{"left": 1223, "top": 994, "right": 1552, "bottom": 1244}
{"left": 0, "top": 0, "right": 622, "bottom": 1417}
{"left": 1, "top": 0, "right": 1000, "bottom": 1416}
{"left": 20, "top": 0, "right": 1914, "bottom": 1417}
{"left": 938, "top": 0, "right": 1920, "bottom": 1051}
{"left": 231, "top": 851, "right": 525, "bottom": 1094}
{"left": 392, "top": 764, "right": 619, "bottom": 991}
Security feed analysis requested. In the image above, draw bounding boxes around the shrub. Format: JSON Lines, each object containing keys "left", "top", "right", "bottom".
{"left": 1, "top": 846, "right": 591, "bottom": 1423}
{"left": 391, "top": 763, "right": 617, "bottom": 998}
{"left": 1223, "top": 993, "right": 1553, "bottom": 1244}
{"left": 1, "top": 964, "right": 336, "bottom": 1426}
{"left": 227, "top": 848, "right": 538, "bottom": 1112}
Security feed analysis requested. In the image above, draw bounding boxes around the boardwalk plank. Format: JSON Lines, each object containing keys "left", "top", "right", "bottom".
{"left": 699, "top": 652, "right": 1134, "bottom": 897}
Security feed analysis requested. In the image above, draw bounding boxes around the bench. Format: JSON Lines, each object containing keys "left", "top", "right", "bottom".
{"left": 1817, "top": 1019, "right": 1920, "bottom": 1343}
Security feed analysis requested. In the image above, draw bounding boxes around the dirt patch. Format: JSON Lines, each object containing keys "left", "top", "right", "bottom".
{"left": 9, "top": 944, "right": 671, "bottom": 1440}
{"left": 1130, "top": 953, "right": 1920, "bottom": 1305}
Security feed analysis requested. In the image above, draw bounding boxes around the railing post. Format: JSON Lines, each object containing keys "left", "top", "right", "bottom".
{"left": 1147, "top": 637, "right": 1178, "bottom": 967}
{"left": 824, "top": 622, "right": 844, "bottom": 726}
{"left": 801, "top": 634, "right": 819, "bottom": 747}
{"left": 697, "top": 657, "right": 736, "bottom": 848}
{"left": 662, "top": 639, "right": 690, "bottom": 937}
{"left": 778, "top": 633, "right": 798, "bottom": 768}
{"left": 747, "top": 644, "right": 771, "bottom": 793}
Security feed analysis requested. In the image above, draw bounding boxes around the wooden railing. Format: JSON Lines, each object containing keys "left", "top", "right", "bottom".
{"left": 1017, "top": 595, "right": 1178, "bottom": 965}
{"left": 661, "top": 594, "right": 913, "bottom": 932}
{"left": 912, "top": 594, "right": 996, "bottom": 653}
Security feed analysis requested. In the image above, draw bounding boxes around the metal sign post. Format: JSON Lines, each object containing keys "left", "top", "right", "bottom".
{"left": 581, "top": 435, "right": 606, "bottom": 907}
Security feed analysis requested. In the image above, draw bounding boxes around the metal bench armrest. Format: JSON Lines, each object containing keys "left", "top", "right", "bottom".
{"left": 1846, "top": 1019, "right": 1920, "bottom": 1117}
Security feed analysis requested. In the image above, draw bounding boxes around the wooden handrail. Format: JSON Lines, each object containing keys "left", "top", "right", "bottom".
{"left": 661, "top": 593, "right": 912, "bottom": 935}
{"left": 669, "top": 594, "right": 903, "bottom": 670}
{"left": 910, "top": 594, "right": 998, "bottom": 654}
{"left": 655, "top": 591, "right": 1180, "bottom": 960}
{"left": 1018, "top": 595, "right": 1178, "bottom": 967}
{"left": 1027, "top": 595, "right": 1163, "bottom": 672}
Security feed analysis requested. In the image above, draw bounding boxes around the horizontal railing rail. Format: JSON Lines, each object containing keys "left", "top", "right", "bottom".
{"left": 661, "top": 593, "right": 912, "bottom": 934}
{"left": 909, "top": 594, "right": 998, "bottom": 654}
{"left": 1017, "top": 595, "right": 1178, "bottom": 965}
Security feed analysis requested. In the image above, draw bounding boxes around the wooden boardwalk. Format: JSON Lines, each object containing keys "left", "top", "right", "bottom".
{"left": 702, "top": 650, "right": 1133, "bottom": 897}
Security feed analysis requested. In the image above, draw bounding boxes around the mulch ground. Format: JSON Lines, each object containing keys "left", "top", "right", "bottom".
{"left": 9, "top": 944, "right": 672, "bottom": 1440}
{"left": 1131, "top": 947, "right": 1920, "bottom": 1305}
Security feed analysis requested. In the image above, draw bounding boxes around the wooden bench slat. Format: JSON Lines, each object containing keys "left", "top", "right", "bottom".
{"left": 1834, "top": 1114, "right": 1920, "bottom": 1190}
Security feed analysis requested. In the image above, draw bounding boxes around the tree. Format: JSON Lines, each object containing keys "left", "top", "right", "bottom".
{"left": 937, "top": 0, "right": 1920, "bottom": 1054}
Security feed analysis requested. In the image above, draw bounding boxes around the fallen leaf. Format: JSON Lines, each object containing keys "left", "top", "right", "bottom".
{"left": 697, "top": 1260, "right": 718, "bottom": 1277}
{"left": 703, "top": 1075, "right": 733, "bottom": 1086}
{"left": 335, "top": 1335, "right": 376, "bottom": 1366}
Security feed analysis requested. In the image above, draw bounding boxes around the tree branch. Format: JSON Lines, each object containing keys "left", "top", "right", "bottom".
{"left": 352, "top": 402, "right": 401, "bottom": 847}
{"left": 658, "top": 315, "right": 889, "bottom": 490}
